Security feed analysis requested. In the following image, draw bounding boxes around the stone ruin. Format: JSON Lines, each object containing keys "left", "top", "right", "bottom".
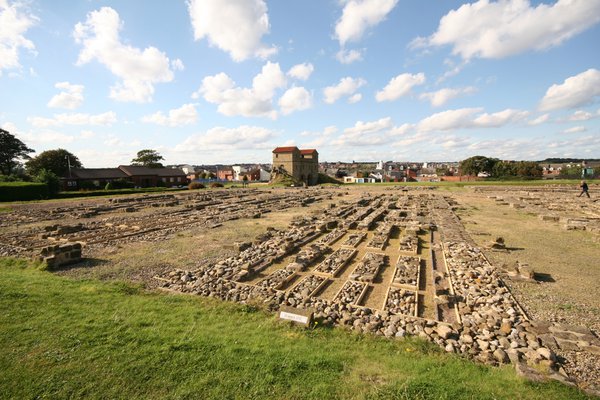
{"left": 38, "top": 242, "right": 82, "bottom": 269}
{"left": 156, "top": 192, "right": 585, "bottom": 387}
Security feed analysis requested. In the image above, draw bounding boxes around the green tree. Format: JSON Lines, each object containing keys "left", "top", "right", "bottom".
{"left": 0, "top": 128, "right": 35, "bottom": 176}
{"left": 515, "top": 161, "right": 542, "bottom": 178}
{"left": 25, "top": 149, "right": 82, "bottom": 178}
{"left": 34, "top": 169, "right": 60, "bottom": 196}
{"left": 492, "top": 161, "right": 517, "bottom": 177}
{"left": 459, "top": 156, "right": 499, "bottom": 176}
{"left": 131, "top": 149, "right": 164, "bottom": 168}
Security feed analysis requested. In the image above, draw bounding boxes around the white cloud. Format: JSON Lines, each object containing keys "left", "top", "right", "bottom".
{"left": 0, "top": 1, "right": 37, "bottom": 75}
{"left": 171, "top": 59, "right": 185, "bottom": 71}
{"left": 287, "top": 63, "right": 314, "bottom": 80}
{"left": 80, "top": 130, "right": 95, "bottom": 139}
{"left": 375, "top": 73, "right": 425, "bottom": 102}
{"left": 103, "top": 134, "right": 140, "bottom": 148}
{"left": 417, "top": 107, "right": 529, "bottom": 132}
{"left": 5, "top": 123, "right": 76, "bottom": 146}
{"left": 415, "top": 0, "right": 600, "bottom": 60}
{"left": 344, "top": 117, "right": 393, "bottom": 136}
{"left": 175, "top": 125, "right": 277, "bottom": 152}
{"left": 333, "top": 117, "right": 398, "bottom": 146}
{"left": 539, "top": 69, "right": 600, "bottom": 111}
{"left": 528, "top": 114, "right": 550, "bottom": 126}
{"left": 28, "top": 111, "right": 117, "bottom": 128}
{"left": 473, "top": 109, "right": 529, "bottom": 127}
{"left": 417, "top": 108, "right": 482, "bottom": 132}
{"left": 335, "top": 48, "right": 363, "bottom": 64}
{"left": 278, "top": 87, "right": 313, "bottom": 115}
{"left": 348, "top": 93, "right": 362, "bottom": 104}
{"left": 194, "top": 62, "right": 286, "bottom": 119}
{"left": 419, "top": 86, "right": 476, "bottom": 107}
{"left": 141, "top": 104, "right": 198, "bottom": 127}
{"left": 47, "top": 82, "right": 84, "bottom": 110}
{"left": 187, "top": 0, "right": 276, "bottom": 62}
{"left": 73, "top": 7, "right": 175, "bottom": 103}
{"left": 323, "top": 77, "right": 366, "bottom": 104}
{"left": 563, "top": 126, "right": 586, "bottom": 134}
{"left": 568, "top": 109, "right": 600, "bottom": 121}
{"left": 335, "top": 0, "right": 398, "bottom": 46}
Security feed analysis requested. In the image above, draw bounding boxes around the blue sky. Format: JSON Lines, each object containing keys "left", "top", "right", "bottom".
{"left": 1, "top": 0, "right": 599, "bottom": 167}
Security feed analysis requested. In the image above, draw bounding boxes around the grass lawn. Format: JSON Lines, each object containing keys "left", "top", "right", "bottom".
{"left": 0, "top": 258, "right": 592, "bottom": 400}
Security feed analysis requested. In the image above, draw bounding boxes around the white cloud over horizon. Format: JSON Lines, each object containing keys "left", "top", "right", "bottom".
{"left": 28, "top": 111, "right": 117, "bottom": 128}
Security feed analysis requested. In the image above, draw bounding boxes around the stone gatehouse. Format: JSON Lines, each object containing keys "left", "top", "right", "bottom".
{"left": 272, "top": 146, "right": 319, "bottom": 186}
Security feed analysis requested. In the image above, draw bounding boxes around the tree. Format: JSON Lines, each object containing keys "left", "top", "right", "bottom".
{"left": 25, "top": 148, "right": 82, "bottom": 178}
{"left": 131, "top": 149, "right": 164, "bottom": 168}
{"left": 34, "top": 169, "right": 60, "bottom": 196}
{"left": 515, "top": 161, "right": 542, "bottom": 178}
{"left": 492, "top": 161, "right": 517, "bottom": 178}
{"left": 0, "top": 129, "right": 34, "bottom": 176}
{"left": 459, "top": 156, "right": 499, "bottom": 176}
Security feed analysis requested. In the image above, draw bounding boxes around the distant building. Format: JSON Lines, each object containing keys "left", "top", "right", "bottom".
{"left": 272, "top": 146, "right": 319, "bottom": 185}
{"left": 217, "top": 168, "right": 234, "bottom": 181}
{"left": 63, "top": 165, "right": 188, "bottom": 190}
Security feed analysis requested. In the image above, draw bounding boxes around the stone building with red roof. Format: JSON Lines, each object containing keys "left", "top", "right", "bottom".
{"left": 272, "top": 146, "right": 319, "bottom": 186}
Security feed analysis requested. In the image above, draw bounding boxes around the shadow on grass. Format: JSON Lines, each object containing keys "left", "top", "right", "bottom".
{"left": 51, "top": 257, "right": 110, "bottom": 272}
{"left": 534, "top": 272, "right": 556, "bottom": 283}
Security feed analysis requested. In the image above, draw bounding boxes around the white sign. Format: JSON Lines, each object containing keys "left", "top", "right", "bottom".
{"left": 279, "top": 311, "right": 309, "bottom": 325}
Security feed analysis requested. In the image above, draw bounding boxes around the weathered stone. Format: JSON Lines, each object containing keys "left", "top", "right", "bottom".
{"left": 493, "top": 348, "right": 509, "bottom": 364}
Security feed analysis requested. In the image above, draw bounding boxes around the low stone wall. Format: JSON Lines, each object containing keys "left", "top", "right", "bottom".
{"left": 38, "top": 242, "right": 82, "bottom": 269}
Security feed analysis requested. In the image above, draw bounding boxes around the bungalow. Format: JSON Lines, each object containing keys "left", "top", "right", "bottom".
{"left": 63, "top": 165, "right": 187, "bottom": 190}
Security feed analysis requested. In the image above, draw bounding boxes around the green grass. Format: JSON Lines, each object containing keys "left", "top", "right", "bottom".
{"left": 0, "top": 258, "right": 591, "bottom": 400}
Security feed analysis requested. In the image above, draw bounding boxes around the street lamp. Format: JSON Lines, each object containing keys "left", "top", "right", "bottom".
{"left": 65, "top": 155, "right": 72, "bottom": 178}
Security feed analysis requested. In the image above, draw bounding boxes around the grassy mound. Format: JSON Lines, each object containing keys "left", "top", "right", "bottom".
{"left": 269, "top": 171, "right": 300, "bottom": 187}
{"left": 0, "top": 258, "right": 589, "bottom": 400}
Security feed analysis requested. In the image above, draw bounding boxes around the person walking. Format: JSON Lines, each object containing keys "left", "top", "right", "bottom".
{"left": 578, "top": 180, "right": 590, "bottom": 198}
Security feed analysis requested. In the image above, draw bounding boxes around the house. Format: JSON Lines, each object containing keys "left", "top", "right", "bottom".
{"left": 118, "top": 165, "right": 187, "bottom": 187}
{"left": 63, "top": 165, "right": 188, "bottom": 190}
{"left": 217, "top": 168, "right": 234, "bottom": 181}
{"left": 272, "top": 146, "right": 319, "bottom": 186}
{"left": 343, "top": 176, "right": 376, "bottom": 184}
{"left": 542, "top": 164, "right": 563, "bottom": 177}
{"left": 64, "top": 168, "right": 129, "bottom": 189}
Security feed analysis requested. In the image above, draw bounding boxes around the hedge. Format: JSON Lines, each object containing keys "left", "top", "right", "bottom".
{"left": 0, "top": 182, "right": 49, "bottom": 202}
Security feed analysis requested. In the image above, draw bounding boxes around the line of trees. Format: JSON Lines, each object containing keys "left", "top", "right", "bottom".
{"left": 459, "top": 156, "right": 543, "bottom": 178}
{"left": 1, "top": 129, "right": 172, "bottom": 197}
{"left": 1, "top": 129, "right": 83, "bottom": 195}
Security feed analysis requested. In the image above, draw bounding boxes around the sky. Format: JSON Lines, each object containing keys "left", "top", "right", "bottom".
{"left": 1, "top": 0, "right": 600, "bottom": 167}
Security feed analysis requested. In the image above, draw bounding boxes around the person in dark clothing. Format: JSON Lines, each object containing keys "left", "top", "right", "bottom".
{"left": 578, "top": 180, "right": 590, "bottom": 198}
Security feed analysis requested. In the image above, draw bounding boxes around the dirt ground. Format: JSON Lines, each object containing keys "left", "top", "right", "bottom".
{"left": 451, "top": 190, "right": 600, "bottom": 334}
